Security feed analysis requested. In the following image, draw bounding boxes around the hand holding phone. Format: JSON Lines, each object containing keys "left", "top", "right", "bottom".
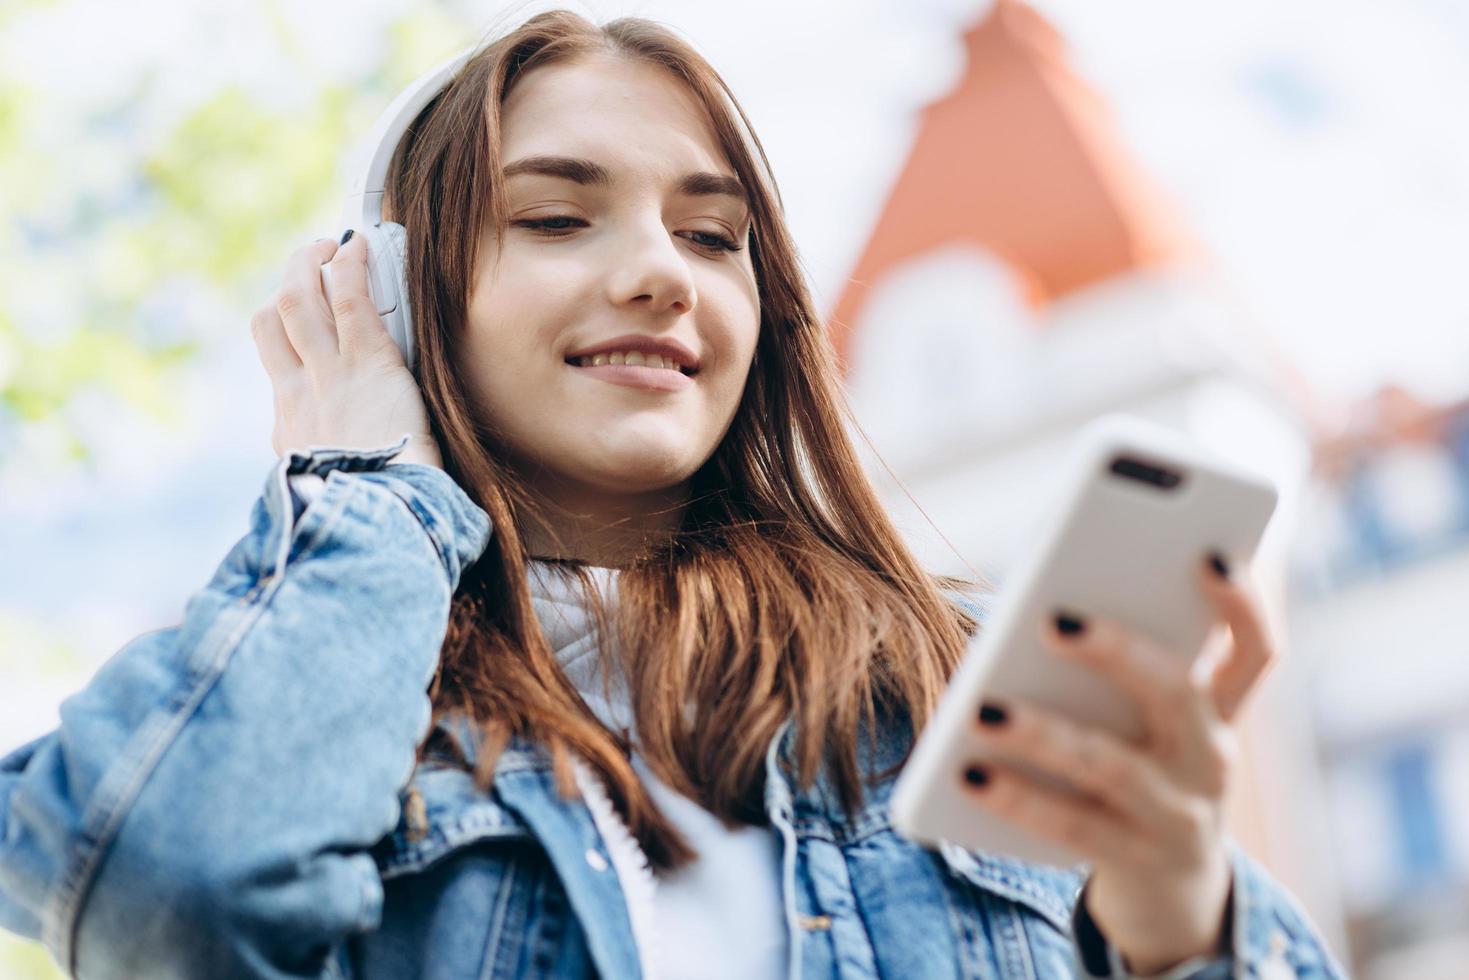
{"left": 891, "top": 415, "right": 1282, "bottom": 970}
{"left": 892, "top": 414, "right": 1278, "bottom": 859}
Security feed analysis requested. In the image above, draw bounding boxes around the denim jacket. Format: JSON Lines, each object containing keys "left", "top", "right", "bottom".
{"left": 0, "top": 438, "right": 1346, "bottom": 979}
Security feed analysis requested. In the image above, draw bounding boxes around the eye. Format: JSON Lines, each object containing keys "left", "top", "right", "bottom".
{"left": 514, "top": 216, "right": 743, "bottom": 257}
{"left": 679, "top": 229, "right": 743, "bottom": 256}
{"left": 513, "top": 216, "right": 586, "bottom": 235}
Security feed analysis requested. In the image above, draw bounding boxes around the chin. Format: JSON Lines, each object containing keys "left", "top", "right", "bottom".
{"left": 578, "top": 450, "right": 699, "bottom": 494}
{"left": 558, "top": 428, "right": 701, "bottom": 489}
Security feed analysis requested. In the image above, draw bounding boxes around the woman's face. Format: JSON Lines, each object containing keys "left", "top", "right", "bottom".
{"left": 460, "top": 54, "right": 761, "bottom": 500}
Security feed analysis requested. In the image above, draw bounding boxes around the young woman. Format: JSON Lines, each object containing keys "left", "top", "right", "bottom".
{"left": 0, "top": 9, "right": 1344, "bottom": 979}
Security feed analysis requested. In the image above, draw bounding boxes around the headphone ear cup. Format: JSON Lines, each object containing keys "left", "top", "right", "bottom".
{"left": 362, "top": 221, "right": 415, "bottom": 371}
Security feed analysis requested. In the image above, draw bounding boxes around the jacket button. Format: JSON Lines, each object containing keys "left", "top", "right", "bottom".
{"left": 585, "top": 848, "right": 609, "bottom": 872}
{"left": 404, "top": 786, "right": 428, "bottom": 842}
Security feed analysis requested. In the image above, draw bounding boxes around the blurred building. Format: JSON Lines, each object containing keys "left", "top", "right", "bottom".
{"left": 1290, "top": 388, "right": 1469, "bottom": 978}
{"left": 832, "top": 0, "right": 1351, "bottom": 965}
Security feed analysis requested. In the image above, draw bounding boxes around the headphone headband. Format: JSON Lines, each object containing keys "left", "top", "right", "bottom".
{"left": 338, "top": 44, "right": 479, "bottom": 230}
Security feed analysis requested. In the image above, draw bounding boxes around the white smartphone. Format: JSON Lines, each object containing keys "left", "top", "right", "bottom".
{"left": 889, "top": 413, "right": 1279, "bottom": 865}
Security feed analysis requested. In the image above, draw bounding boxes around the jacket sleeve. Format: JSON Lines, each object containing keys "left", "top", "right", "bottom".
{"left": 1070, "top": 840, "right": 1349, "bottom": 978}
{"left": 0, "top": 435, "right": 493, "bottom": 979}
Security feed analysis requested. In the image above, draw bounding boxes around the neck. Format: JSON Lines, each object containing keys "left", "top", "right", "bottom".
{"left": 521, "top": 473, "right": 690, "bottom": 569}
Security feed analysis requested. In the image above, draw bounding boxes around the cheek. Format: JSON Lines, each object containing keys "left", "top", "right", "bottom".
{"left": 708, "top": 286, "right": 761, "bottom": 410}
{"left": 461, "top": 257, "right": 574, "bottom": 393}
{"left": 467, "top": 256, "right": 558, "bottom": 342}
{"left": 458, "top": 313, "right": 553, "bottom": 437}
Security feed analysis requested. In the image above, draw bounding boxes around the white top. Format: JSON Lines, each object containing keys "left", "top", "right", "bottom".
{"left": 527, "top": 561, "right": 789, "bottom": 980}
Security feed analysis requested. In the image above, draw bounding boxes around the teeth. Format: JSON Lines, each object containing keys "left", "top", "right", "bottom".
{"left": 575, "top": 350, "right": 686, "bottom": 371}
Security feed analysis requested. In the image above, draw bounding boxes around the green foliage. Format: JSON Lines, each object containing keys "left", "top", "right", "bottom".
{"left": 0, "top": 1, "right": 477, "bottom": 475}
{"left": 0, "top": 309, "right": 198, "bottom": 432}
{"left": 137, "top": 83, "right": 353, "bottom": 295}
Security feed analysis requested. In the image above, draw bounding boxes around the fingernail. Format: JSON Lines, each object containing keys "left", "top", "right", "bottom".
{"left": 339, "top": 228, "right": 355, "bottom": 245}
{"left": 978, "top": 702, "right": 1008, "bottom": 726}
{"left": 1055, "top": 611, "right": 1086, "bottom": 636}
{"left": 1208, "top": 551, "right": 1230, "bottom": 580}
{"left": 962, "top": 765, "right": 990, "bottom": 788}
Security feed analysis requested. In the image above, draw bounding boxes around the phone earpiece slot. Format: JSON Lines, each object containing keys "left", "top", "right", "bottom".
{"left": 1107, "top": 455, "right": 1184, "bottom": 490}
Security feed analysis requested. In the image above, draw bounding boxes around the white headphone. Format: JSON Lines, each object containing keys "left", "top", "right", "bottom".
{"left": 317, "top": 44, "right": 476, "bottom": 372}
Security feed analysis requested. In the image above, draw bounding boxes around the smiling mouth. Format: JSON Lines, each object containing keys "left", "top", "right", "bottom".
{"left": 564, "top": 356, "right": 694, "bottom": 393}
{"left": 564, "top": 351, "right": 697, "bottom": 376}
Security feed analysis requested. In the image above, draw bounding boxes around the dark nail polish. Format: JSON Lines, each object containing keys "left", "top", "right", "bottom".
{"left": 978, "top": 702, "right": 1008, "bottom": 726}
{"left": 963, "top": 765, "right": 989, "bottom": 788}
{"left": 1208, "top": 551, "right": 1230, "bottom": 579}
{"left": 1055, "top": 612, "right": 1086, "bottom": 636}
{"left": 339, "top": 228, "right": 355, "bottom": 245}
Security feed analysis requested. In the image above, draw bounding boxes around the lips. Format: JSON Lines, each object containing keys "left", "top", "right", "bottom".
{"left": 569, "top": 361, "right": 693, "bottom": 393}
{"left": 564, "top": 334, "right": 700, "bottom": 374}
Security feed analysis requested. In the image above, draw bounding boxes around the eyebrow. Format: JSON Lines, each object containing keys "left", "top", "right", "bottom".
{"left": 502, "top": 154, "right": 748, "bottom": 205}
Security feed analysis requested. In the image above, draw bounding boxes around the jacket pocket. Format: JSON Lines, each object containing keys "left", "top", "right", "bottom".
{"left": 937, "top": 843, "right": 1085, "bottom": 979}
{"left": 350, "top": 762, "right": 578, "bottom": 980}
{"left": 371, "top": 762, "right": 533, "bottom": 880}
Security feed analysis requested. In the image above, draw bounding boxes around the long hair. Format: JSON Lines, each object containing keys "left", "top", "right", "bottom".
{"left": 384, "top": 8, "right": 980, "bottom": 868}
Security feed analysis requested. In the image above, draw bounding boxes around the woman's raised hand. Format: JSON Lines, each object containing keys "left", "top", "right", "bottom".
{"left": 960, "top": 554, "right": 1277, "bottom": 974}
{"left": 249, "top": 233, "right": 443, "bottom": 469}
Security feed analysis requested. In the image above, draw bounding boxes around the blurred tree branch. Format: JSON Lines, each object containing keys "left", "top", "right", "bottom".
{"left": 0, "top": 0, "right": 469, "bottom": 474}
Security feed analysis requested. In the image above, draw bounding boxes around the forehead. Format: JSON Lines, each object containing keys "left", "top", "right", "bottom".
{"left": 499, "top": 54, "right": 731, "bottom": 177}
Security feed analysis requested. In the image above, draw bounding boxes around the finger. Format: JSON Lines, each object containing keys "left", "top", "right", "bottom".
{"left": 327, "top": 229, "right": 394, "bottom": 362}
{"left": 1038, "top": 614, "right": 1191, "bottom": 746}
{"left": 277, "top": 238, "right": 343, "bottom": 365}
{"left": 973, "top": 699, "right": 1182, "bottom": 829}
{"left": 957, "top": 759, "right": 1144, "bottom": 865}
{"left": 1196, "top": 553, "right": 1277, "bottom": 722}
{"left": 249, "top": 304, "right": 302, "bottom": 378}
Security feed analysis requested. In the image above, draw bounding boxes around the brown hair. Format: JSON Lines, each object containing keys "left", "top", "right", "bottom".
{"left": 385, "top": 8, "right": 979, "bottom": 868}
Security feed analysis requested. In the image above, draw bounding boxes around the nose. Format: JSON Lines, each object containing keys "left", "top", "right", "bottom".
{"left": 605, "top": 216, "right": 697, "bottom": 316}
